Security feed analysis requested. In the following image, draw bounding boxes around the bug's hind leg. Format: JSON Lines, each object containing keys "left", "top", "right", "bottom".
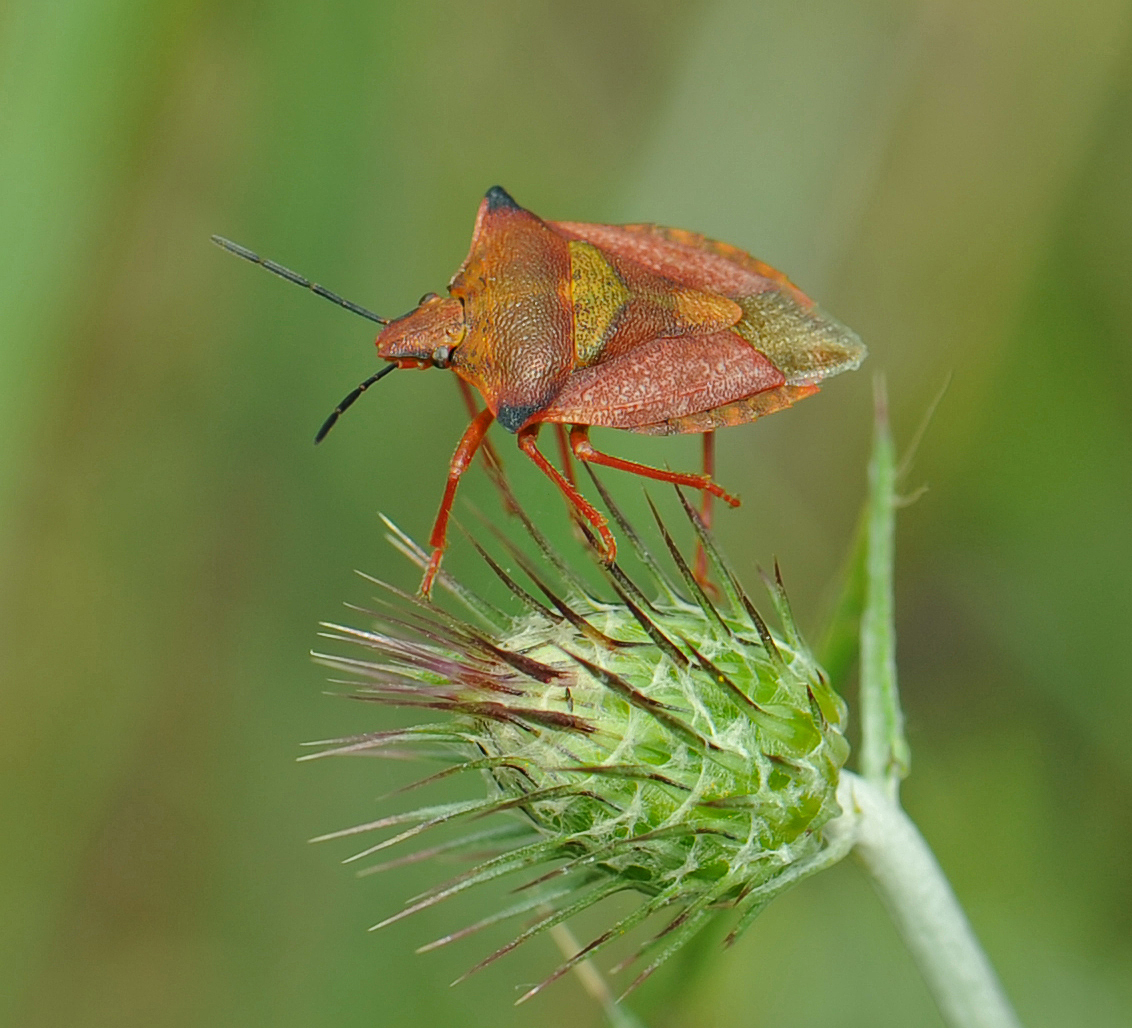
{"left": 699, "top": 431, "right": 716, "bottom": 529}
{"left": 517, "top": 424, "right": 616, "bottom": 562}
{"left": 569, "top": 425, "right": 734, "bottom": 593}
{"left": 694, "top": 432, "right": 717, "bottom": 593}
{"left": 568, "top": 425, "right": 739, "bottom": 509}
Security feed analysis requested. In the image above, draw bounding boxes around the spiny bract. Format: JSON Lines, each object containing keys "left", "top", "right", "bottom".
{"left": 307, "top": 485, "right": 849, "bottom": 1002}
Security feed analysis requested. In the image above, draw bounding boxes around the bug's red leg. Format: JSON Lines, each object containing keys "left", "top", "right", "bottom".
{"left": 568, "top": 425, "right": 740, "bottom": 507}
{"left": 700, "top": 431, "right": 716, "bottom": 529}
{"left": 420, "top": 407, "right": 496, "bottom": 598}
{"left": 456, "top": 378, "right": 505, "bottom": 475}
{"left": 552, "top": 423, "right": 586, "bottom": 540}
{"left": 517, "top": 424, "right": 616, "bottom": 562}
{"left": 693, "top": 431, "right": 716, "bottom": 589}
{"left": 455, "top": 378, "right": 519, "bottom": 515}
{"left": 553, "top": 424, "right": 577, "bottom": 488}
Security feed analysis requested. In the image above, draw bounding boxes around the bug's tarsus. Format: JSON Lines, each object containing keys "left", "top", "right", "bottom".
{"left": 314, "top": 363, "right": 397, "bottom": 443}
{"left": 210, "top": 235, "right": 388, "bottom": 324}
{"left": 568, "top": 424, "right": 739, "bottom": 509}
{"left": 378, "top": 514, "right": 508, "bottom": 629}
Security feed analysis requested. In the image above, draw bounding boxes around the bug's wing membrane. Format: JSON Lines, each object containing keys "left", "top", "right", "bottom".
{"left": 550, "top": 221, "right": 865, "bottom": 386}
{"left": 534, "top": 331, "right": 785, "bottom": 430}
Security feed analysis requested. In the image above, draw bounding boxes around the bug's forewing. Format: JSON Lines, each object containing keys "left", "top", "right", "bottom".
{"left": 550, "top": 221, "right": 865, "bottom": 386}
{"left": 536, "top": 330, "right": 786, "bottom": 430}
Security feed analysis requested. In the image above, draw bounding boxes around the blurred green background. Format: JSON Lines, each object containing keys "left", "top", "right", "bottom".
{"left": 2, "top": 1, "right": 1130, "bottom": 1025}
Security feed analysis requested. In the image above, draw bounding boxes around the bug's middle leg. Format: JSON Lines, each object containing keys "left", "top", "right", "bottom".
{"left": 517, "top": 424, "right": 616, "bottom": 562}
{"left": 568, "top": 425, "right": 740, "bottom": 508}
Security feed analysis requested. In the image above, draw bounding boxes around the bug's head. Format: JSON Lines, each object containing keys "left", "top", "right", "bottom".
{"left": 376, "top": 293, "right": 466, "bottom": 369}
{"left": 314, "top": 293, "right": 468, "bottom": 444}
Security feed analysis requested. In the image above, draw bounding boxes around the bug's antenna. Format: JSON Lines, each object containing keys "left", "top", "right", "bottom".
{"left": 211, "top": 235, "right": 389, "bottom": 325}
{"left": 315, "top": 364, "right": 397, "bottom": 443}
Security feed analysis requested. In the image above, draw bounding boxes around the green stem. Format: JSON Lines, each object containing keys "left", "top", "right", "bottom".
{"left": 859, "top": 374, "right": 910, "bottom": 798}
{"left": 828, "top": 774, "right": 1024, "bottom": 1028}
{"left": 819, "top": 379, "right": 1019, "bottom": 1025}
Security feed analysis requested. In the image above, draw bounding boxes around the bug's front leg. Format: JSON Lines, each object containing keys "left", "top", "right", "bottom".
{"left": 455, "top": 378, "right": 516, "bottom": 509}
{"left": 420, "top": 407, "right": 495, "bottom": 598}
{"left": 516, "top": 424, "right": 616, "bottom": 562}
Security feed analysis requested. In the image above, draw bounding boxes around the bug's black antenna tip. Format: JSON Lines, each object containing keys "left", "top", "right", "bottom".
{"left": 211, "top": 234, "right": 389, "bottom": 325}
{"left": 211, "top": 235, "right": 253, "bottom": 259}
{"left": 314, "top": 363, "right": 398, "bottom": 443}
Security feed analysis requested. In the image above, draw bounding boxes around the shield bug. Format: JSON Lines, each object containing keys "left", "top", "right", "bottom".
{"left": 214, "top": 186, "right": 865, "bottom": 596}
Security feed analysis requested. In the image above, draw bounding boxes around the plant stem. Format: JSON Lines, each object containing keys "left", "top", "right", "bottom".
{"left": 859, "top": 375, "right": 910, "bottom": 798}
{"left": 828, "top": 773, "right": 1024, "bottom": 1028}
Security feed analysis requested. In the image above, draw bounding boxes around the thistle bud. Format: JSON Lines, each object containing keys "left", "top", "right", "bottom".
{"left": 309, "top": 490, "right": 849, "bottom": 1001}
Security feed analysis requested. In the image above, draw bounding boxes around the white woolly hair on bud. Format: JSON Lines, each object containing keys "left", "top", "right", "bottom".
{"left": 306, "top": 472, "right": 849, "bottom": 1002}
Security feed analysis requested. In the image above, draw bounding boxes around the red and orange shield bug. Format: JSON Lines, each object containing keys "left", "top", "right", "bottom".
{"left": 214, "top": 186, "right": 865, "bottom": 596}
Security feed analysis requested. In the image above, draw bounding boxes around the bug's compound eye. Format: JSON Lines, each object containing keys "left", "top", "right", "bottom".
{"left": 419, "top": 292, "right": 440, "bottom": 306}
{"left": 431, "top": 344, "right": 454, "bottom": 368}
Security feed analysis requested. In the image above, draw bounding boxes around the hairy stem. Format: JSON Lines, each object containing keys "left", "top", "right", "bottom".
{"left": 859, "top": 375, "right": 910, "bottom": 797}
{"left": 828, "top": 773, "right": 1023, "bottom": 1028}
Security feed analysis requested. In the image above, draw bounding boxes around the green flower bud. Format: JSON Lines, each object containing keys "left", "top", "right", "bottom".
{"left": 309, "top": 492, "right": 849, "bottom": 1001}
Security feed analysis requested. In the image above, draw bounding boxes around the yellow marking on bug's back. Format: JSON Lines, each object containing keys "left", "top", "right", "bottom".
{"left": 568, "top": 240, "right": 630, "bottom": 366}
{"left": 668, "top": 287, "right": 742, "bottom": 332}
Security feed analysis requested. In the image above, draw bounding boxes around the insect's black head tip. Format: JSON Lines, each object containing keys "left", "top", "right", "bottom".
{"left": 485, "top": 186, "right": 519, "bottom": 212}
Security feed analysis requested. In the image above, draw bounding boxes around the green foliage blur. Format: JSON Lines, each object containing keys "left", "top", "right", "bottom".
{"left": 2, "top": 1, "right": 1130, "bottom": 1026}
